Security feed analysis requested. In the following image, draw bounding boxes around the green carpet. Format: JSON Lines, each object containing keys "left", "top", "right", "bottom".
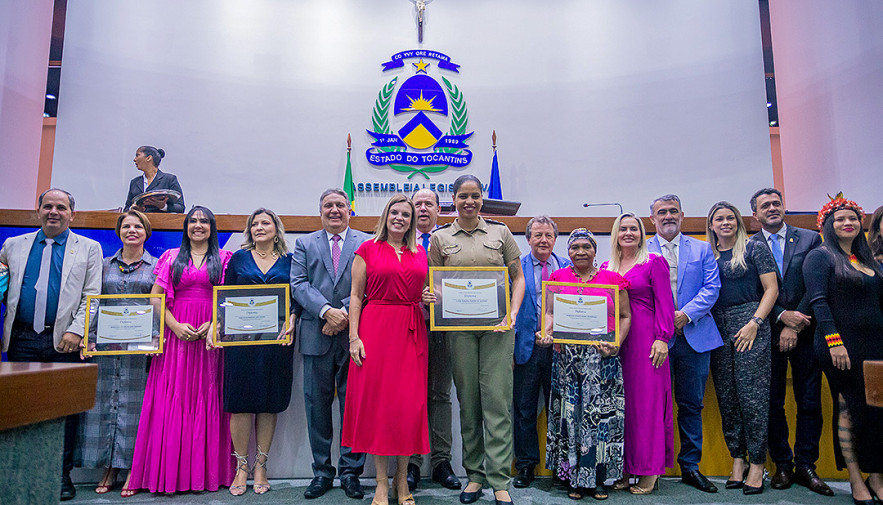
{"left": 66, "top": 477, "right": 853, "bottom": 504}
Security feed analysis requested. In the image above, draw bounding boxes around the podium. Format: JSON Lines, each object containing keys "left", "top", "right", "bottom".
{"left": 0, "top": 362, "right": 98, "bottom": 504}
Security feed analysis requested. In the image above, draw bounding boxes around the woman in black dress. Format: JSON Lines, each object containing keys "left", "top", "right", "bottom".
{"left": 804, "top": 195, "right": 883, "bottom": 505}
{"left": 222, "top": 208, "right": 296, "bottom": 495}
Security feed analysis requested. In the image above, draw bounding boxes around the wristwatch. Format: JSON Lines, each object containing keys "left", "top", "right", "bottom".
{"left": 750, "top": 316, "right": 765, "bottom": 326}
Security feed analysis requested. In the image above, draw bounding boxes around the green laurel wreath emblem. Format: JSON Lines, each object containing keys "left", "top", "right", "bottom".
{"left": 370, "top": 75, "right": 470, "bottom": 179}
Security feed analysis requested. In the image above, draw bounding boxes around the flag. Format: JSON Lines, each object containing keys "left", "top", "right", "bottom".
{"left": 344, "top": 147, "right": 356, "bottom": 215}
{"left": 488, "top": 150, "right": 502, "bottom": 199}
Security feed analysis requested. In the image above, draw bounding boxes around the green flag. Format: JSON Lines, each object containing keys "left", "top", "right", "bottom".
{"left": 344, "top": 148, "right": 355, "bottom": 215}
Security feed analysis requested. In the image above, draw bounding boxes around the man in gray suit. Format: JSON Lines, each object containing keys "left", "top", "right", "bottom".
{"left": 0, "top": 188, "right": 102, "bottom": 501}
{"left": 291, "top": 188, "right": 369, "bottom": 499}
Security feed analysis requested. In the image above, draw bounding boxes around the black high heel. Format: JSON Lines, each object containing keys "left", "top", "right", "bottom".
{"left": 864, "top": 478, "right": 881, "bottom": 504}
{"left": 725, "top": 467, "right": 749, "bottom": 490}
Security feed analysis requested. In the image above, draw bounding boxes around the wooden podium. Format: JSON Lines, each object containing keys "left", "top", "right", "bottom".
{"left": 0, "top": 362, "right": 98, "bottom": 504}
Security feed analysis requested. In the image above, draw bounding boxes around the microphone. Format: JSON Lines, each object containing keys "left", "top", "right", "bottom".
{"left": 583, "top": 202, "right": 623, "bottom": 214}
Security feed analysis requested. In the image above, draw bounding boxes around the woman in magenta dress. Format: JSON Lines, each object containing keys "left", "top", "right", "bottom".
{"left": 343, "top": 194, "right": 429, "bottom": 505}
{"left": 542, "top": 228, "right": 632, "bottom": 500}
{"left": 602, "top": 213, "right": 674, "bottom": 495}
{"left": 125, "top": 206, "right": 234, "bottom": 495}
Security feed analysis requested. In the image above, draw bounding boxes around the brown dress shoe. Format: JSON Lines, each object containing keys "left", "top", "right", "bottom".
{"left": 794, "top": 467, "right": 834, "bottom": 496}
{"left": 770, "top": 465, "right": 793, "bottom": 490}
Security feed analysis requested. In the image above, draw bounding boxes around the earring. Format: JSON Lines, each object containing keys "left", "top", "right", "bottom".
{"left": 594, "top": 260, "right": 598, "bottom": 267}
{"left": 274, "top": 236, "right": 279, "bottom": 243}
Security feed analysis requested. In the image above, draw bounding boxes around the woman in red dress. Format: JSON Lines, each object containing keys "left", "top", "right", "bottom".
{"left": 342, "top": 194, "right": 430, "bottom": 505}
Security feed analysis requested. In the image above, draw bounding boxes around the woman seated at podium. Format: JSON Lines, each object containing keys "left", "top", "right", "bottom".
{"left": 124, "top": 146, "right": 185, "bottom": 213}
{"left": 542, "top": 228, "right": 632, "bottom": 501}
{"left": 74, "top": 210, "right": 156, "bottom": 496}
{"left": 127, "top": 205, "right": 234, "bottom": 495}
{"left": 805, "top": 195, "right": 883, "bottom": 505}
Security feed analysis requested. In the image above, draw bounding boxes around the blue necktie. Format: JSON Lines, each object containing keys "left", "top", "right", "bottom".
{"left": 421, "top": 233, "right": 431, "bottom": 254}
{"left": 769, "top": 233, "right": 784, "bottom": 274}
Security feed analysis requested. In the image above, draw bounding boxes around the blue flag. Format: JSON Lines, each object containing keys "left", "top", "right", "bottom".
{"left": 489, "top": 151, "right": 502, "bottom": 199}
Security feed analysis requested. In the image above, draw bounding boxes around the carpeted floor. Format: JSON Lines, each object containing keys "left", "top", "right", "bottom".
{"left": 66, "top": 476, "right": 856, "bottom": 504}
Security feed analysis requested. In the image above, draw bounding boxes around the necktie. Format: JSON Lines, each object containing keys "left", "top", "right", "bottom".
{"left": 663, "top": 242, "right": 678, "bottom": 309}
{"left": 33, "top": 237, "right": 55, "bottom": 333}
{"left": 421, "top": 233, "right": 431, "bottom": 254}
{"left": 769, "top": 233, "right": 784, "bottom": 274}
{"left": 331, "top": 234, "right": 342, "bottom": 275}
{"left": 540, "top": 260, "right": 549, "bottom": 282}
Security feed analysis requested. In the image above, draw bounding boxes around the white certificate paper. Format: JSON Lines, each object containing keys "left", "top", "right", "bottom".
{"left": 96, "top": 304, "right": 153, "bottom": 344}
{"left": 553, "top": 294, "right": 607, "bottom": 334}
{"left": 441, "top": 278, "right": 499, "bottom": 319}
{"left": 224, "top": 295, "right": 279, "bottom": 335}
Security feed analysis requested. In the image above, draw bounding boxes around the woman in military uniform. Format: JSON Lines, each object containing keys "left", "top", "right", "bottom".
{"left": 427, "top": 175, "right": 525, "bottom": 505}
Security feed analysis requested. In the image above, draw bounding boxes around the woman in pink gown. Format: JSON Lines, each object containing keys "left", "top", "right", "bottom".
{"left": 602, "top": 213, "right": 675, "bottom": 495}
{"left": 343, "top": 195, "right": 429, "bottom": 505}
{"left": 125, "top": 206, "right": 234, "bottom": 495}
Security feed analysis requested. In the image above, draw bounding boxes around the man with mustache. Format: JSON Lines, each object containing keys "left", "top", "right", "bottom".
{"left": 749, "top": 188, "right": 831, "bottom": 496}
{"left": 646, "top": 194, "right": 722, "bottom": 493}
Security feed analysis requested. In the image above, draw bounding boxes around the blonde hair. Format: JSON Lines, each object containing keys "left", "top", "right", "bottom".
{"left": 242, "top": 208, "right": 289, "bottom": 257}
{"left": 608, "top": 212, "right": 649, "bottom": 271}
{"left": 706, "top": 201, "right": 748, "bottom": 272}
{"left": 374, "top": 194, "right": 418, "bottom": 253}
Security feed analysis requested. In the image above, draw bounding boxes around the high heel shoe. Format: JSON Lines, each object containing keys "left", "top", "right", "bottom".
{"left": 866, "top": 479, "right": 882, "bottom": 503}
{"left": 743, "top": 481, "right": 764, "bottom": 495}
{"left": 229, "top": 451, "right": 250, "bottom": 496}
{"left": 629, "top": 476, "right": 659, "bottom": 495}
{"left": 253, "top": 446, "right": 271, "bottom": 494}
{"left": 725, "top": 467, "right": 749, "bottom": 489}
{"left": 95, "top": 468, "right": 119, "bottom": 494}
{"left": 610, "top": 477, "right": 632, "bottom": 491}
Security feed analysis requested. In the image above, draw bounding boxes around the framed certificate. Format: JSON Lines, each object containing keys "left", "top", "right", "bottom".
{"left": 83, "top": 294, "right": 165, "bottom": 356}
{"left": 429, "top": 267, "right": 511, "bottom": 331}
{"left": 540, "top": 281, "right": 622, "bottom": 346}
{"left": 212, "top": 284, "right": 291, "bottom": 346}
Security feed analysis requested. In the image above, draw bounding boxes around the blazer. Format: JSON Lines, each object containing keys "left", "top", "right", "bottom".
{"left": 647, "top": 234, "right": 722, "bottom": 353}
{"left": 291, "top": 228, "right": 370, "bottom": 357}
{"left": 0, "top": 230, "right": 103, "bottom": 352}
{"left": 124, "top": 170, "right": 186, "bottom": 213}
{"left": 749, "top": 225, "right": 822, "bottom": 344}
{"left": 514, "top": 251, "right": 570, "bottom": 365}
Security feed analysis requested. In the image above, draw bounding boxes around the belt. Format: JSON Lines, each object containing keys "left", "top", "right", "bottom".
{"left": 365, "top": 300, "right": 425, "bottom": 357}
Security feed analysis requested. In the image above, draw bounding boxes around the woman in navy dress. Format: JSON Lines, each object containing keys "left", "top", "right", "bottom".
{"left": 222, "top": 208, "right": 296, "bottom": 495}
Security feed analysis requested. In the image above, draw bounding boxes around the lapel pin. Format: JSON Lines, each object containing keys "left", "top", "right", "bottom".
{"left": 789, "top": 238, "right": 793, "bottom": 242}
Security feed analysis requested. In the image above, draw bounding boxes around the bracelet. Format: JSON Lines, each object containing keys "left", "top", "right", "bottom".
{"left": 349, "top": 337, "right": 361, "bottom": 343}
{"left": 824, "top": 333, "right": 843, "bottom": 348}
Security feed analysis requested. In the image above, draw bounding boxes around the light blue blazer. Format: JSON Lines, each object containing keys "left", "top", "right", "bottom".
{"left": 514, "top": 251, "right": 570, "bottom": 365}
{"left": 647, "top": 234, "right": 723, "bottom": 353}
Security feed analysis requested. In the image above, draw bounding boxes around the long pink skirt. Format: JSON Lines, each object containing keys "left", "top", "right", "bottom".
{"left": 127, "top": 293, "right": 233, "bottom": 492}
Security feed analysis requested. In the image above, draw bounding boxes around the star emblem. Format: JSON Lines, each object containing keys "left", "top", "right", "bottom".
{"left": 412, "top": 58, "right": 430, "bottom": 74}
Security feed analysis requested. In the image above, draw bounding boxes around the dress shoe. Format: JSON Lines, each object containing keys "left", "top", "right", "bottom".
{"left": 865, "top": 478, "right": 882, "bottom": 503}
{"left": 431, "top": 461, "right": 462, "bottom": 490}
{"left": 794, "top": 467, "right": 834, "bottom": 496}
{"left": 512, "top": 467, "right": 535, "bottom": 488}
{"left": 770, "top": 465, "right": 793, "bottom": 489}
{"left": 681, "top": 469, "right": 718, "bottom": 493}
{"left": 460, "top": 486, "right": 483, "bottom": 504}
{"left": 60, "top": 472, "right": 76, "bottom": 501}
{"left": 341, "top": 475, "right": 365, "bottom": 499}
{"left": 406, "top": 463, "right": 421, "bottom": 492}
{"left": 304, "top": 476, "right": 333, "bottom": 499}
{"left": 743, "top": 482, "right": 764, "bottom": 495}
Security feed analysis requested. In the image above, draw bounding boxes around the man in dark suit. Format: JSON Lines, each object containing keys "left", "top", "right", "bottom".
{"left": 291, "top": 188, "right": 369, "bottom": 499}
{"left": 512, "top": 216, "right": 569, "bottom": 488}
{"left": 123, "top": 146, "right": 185, "bottom": 213}
{"left": 646, "top": 194, "right": 722, "bottom": 493}
{"left": 749, "top": 188, "right": 832, "bottom": 496}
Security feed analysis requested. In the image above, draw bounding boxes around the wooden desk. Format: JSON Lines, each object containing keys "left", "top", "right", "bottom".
{"left": 0, "top": 362, "right": 98, "bottom": 431}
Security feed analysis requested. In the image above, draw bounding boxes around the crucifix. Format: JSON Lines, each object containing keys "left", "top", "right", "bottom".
{"left": 412, "top": 0, "right": 433, "bottom": 44}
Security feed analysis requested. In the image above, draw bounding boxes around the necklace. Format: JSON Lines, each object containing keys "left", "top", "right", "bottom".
{"left": 254, "top": 248, "right": 278, "bottom": 259}
{"left": 570, "top": 265, "right": 599, "bottom": 294}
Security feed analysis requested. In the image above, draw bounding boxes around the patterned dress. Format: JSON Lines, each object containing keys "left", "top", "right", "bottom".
{"left": 75, "top": 249, "right": 156, "bottom": 469}
{"left": 545, "top": 267, "right": 630, "bottom": 488}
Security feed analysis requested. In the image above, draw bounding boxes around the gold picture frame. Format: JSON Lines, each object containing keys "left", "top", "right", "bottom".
{"left": 429, "top": 266, "right": 511, "bottom": 331}
{"left": 540, "top": 281, "right": 621, "bottom": 346}
{"left": 83, "top": 293, "right": 165, "bottom": 356}
{"left": 212, "top": 284, "right": 292, "bottom": 347}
